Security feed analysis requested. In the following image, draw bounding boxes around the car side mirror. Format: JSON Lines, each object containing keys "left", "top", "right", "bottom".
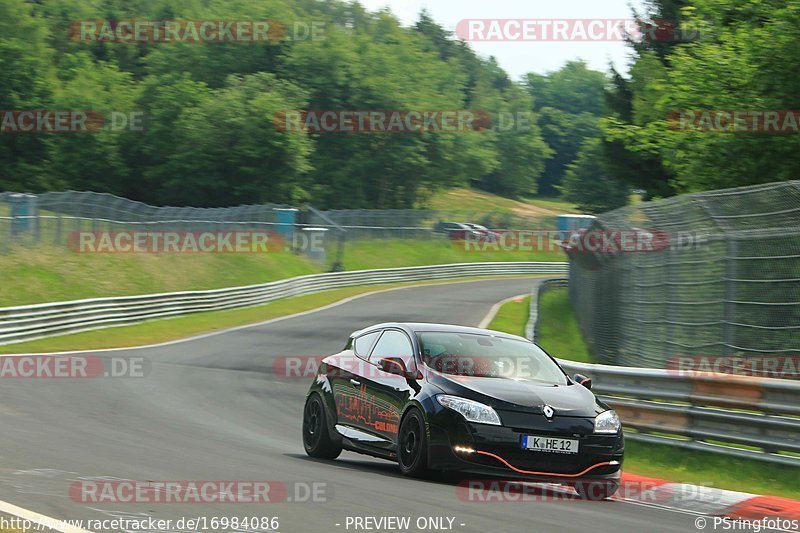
{"left": 377, "top": 357, "right": 419, "bottom": 379}
{"left": 574, "top": 373, "right": 592, "bottom": 389}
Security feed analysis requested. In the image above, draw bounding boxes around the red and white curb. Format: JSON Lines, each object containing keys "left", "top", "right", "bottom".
{"left": 616, "top": 473, "right": 800, "bottom": 523}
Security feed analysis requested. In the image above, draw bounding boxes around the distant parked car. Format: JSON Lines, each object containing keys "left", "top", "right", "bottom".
{"left": 433, "top": 221, "right": 479, "bottom": 241}
{"left": 463, "top": 223, "right": 499, "bottom": 242}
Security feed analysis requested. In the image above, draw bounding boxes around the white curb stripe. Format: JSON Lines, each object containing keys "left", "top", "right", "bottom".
{"left": 0, "top": 498, "right": 93, "bottom": 533}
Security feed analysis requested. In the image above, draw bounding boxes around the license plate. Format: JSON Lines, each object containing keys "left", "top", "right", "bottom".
{"left": 521, "top": 435, "right": 579, "bottom": 454}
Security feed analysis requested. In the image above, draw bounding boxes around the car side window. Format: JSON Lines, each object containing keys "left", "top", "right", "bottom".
{"left": 369, "top": 330, "right": 415, "bottom": 369}
{"left": 353, "top": 331, "right": 380, "bottom": 360}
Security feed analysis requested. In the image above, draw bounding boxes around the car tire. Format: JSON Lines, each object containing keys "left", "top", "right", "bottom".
{"left": 574, "top": 480, "right": 620, "bottom": 500}
{"left": 302, "top": 393, "right": 342, "bottom": 460}
{"left": 397, "top": 407, "right": 428, "bottom": 477}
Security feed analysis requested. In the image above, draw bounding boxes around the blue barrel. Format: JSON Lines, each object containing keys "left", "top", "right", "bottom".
{"left": 8, "top": 193, "right": 38, "bottom": 236}
{"left": 273, "top": 208, "right": 298, "bottom": 239}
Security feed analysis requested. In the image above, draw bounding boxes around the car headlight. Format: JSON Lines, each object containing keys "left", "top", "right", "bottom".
{"left": 437, "top": 395, "right": 502, "bottom": 426}
{"left": 594, "top": 410, "right": 621, "bottom": 434}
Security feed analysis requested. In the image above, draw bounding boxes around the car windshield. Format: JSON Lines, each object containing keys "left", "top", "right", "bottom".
{"left": 418, "top": 332, "right": 567, "bottom": 385}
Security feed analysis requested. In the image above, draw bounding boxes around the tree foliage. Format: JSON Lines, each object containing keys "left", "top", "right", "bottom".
{"left": 561, "top": 137, "right": 630, "bottom": 214}
{"left": 525, "top": 61, "right": 608, "bottom": 196}
{"left": 603, "top": 0, "right": 800, "bottom": 197}
{"left": 0, "top": 0, "right": 551, "bottom": 208}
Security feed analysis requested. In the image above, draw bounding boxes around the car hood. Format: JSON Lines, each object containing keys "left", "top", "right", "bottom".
{"left": 427, "top": 371, "right": 602, "bottom": 417}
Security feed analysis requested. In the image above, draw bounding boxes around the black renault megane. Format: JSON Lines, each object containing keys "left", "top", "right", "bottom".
{"left": 302, "top": 323, "right": 624, "bottom": 499}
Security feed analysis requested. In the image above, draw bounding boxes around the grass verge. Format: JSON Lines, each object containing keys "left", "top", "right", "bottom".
{"left": 488, "top": 286, "right": 592, "bottom": 363}
{"left": 624, "top": 440, "right": 800, "bottom": 500}
{"left": 0, "top": 246, "right": 320, "bottom": 307}
{"left": 0, "top": 240, "right": 564, "bottom": 307}
{"left": 0, "top": 276, "right": 539, "bottom": 354}
{"left": 341, "top": 239, "right": 564, "bottom": 271}
{"left": 487, "top": 296, "right": 530, "bottom": 338}
{"left": 536, "top": 286, "right": 593, "bottom": 363}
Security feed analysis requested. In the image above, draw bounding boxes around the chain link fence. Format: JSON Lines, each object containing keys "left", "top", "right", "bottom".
{"left": 0, "top": 191, "right": 291, "bottom": 250}
{"left": 306, "top": 208, "right": 554, "bottom": 240}
{"left": 568, "top": 180, "right": 800, "bottom": 370}
{"left": 0, "top": 191, "right": 553, "bottom": 255}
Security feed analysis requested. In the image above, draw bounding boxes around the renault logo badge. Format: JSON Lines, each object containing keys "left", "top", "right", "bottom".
{"left": 543, "top": 405, "right": 554, "bottom": 420}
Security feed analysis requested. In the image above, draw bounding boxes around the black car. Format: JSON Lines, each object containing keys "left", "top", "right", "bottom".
{"left": 302, "top": 323, "right": 624, "bottom": 499}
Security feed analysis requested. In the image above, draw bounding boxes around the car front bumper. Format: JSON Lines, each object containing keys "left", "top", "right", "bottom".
{"left": 427, "top": 409, "right": 624, "bottom": 483}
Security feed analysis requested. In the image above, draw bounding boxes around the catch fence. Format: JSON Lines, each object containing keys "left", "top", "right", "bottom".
{"left": 568, "top": 180, "right": 800, "bottom": 369}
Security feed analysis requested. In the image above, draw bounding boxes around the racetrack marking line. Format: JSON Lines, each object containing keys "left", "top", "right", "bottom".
{"left": 4, "top": 277, "right": 542, "bottom": 356}
{"left": 477, "top": 292, "right": 531, "bottom": 329}
{"left": 0, "top": 498, "right": 93, "bottom": 533}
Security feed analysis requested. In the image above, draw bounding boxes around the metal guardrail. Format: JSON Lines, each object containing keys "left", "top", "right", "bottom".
{"left": 0, "top": 262, "right": 567, "bottom": 346}
{"left": 528, "top": 278, "right": 800, "bottom": 467}
{"left": 526, "top": 277, "right": 568, "bottom": 341}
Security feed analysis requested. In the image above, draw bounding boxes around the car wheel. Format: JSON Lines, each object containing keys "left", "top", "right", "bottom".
{"left": 574, "top": 480, "right": 620, "bottom": 500}
{"left": 302, "top": 393, "right": 342, "bottom": 459}
{"left": 397, "top": 407, "right": 428, "bottom": 477}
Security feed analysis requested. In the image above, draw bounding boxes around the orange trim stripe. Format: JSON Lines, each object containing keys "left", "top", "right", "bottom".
{"left": 475, "top": 450, "right": 617, "bottom": 478}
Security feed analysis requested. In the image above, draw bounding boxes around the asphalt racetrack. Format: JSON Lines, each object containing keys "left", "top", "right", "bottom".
{"left": 0, "top": 278, "right": 739, "bottom": 533}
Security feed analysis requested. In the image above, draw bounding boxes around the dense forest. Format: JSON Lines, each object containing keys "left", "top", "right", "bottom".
{"left": 1, "top": 0, "right": 798, "bottom": 211}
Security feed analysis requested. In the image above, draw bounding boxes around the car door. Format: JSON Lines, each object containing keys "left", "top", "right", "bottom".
{"left": 361, "top": 329, "right": 419, "bottom": 449}
{"left": 330, "top": 330, "right": 381, "bottom": 436}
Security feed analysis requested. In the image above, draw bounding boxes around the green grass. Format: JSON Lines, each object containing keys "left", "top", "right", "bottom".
{"left": 0, "top": 245, "right": 321, "bottom": 307}
{"left": 0, "top": 239, "right": 564, "bottom": 307}
{"left": 341, "top": 239, "right": 565, "bottom": 271}
{"left": 537, "top": 286, "right": 594, "bottom": 363}
{"left": 489, "top": 284, "right": 593, "bottom": 363}
{"left": 488, "top": 295, "right": 530, "bottom": 337}
{"left": 0, "top": 276, "right": 539, "bottom": 354}
{"left": 624, "top": 440, "right": 800, "bottom": 499}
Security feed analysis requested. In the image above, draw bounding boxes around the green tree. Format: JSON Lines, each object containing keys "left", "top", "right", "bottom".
{"left": 0, "top": 0, "right": 58, "bottom": 191}
{"left": 154, "top": 72, "right": 313, "bottom": 206}
{"left": 561, "top": 138, "right": 630, "bottom": 214}
{"left": 601, "top": 0, "right": 800, "bottom": 196}
{"left": 48, "top": 54, "right": 140, "bottom": 194}
{"left": 525, "top": 61, "right": 607, "bottom": 195}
